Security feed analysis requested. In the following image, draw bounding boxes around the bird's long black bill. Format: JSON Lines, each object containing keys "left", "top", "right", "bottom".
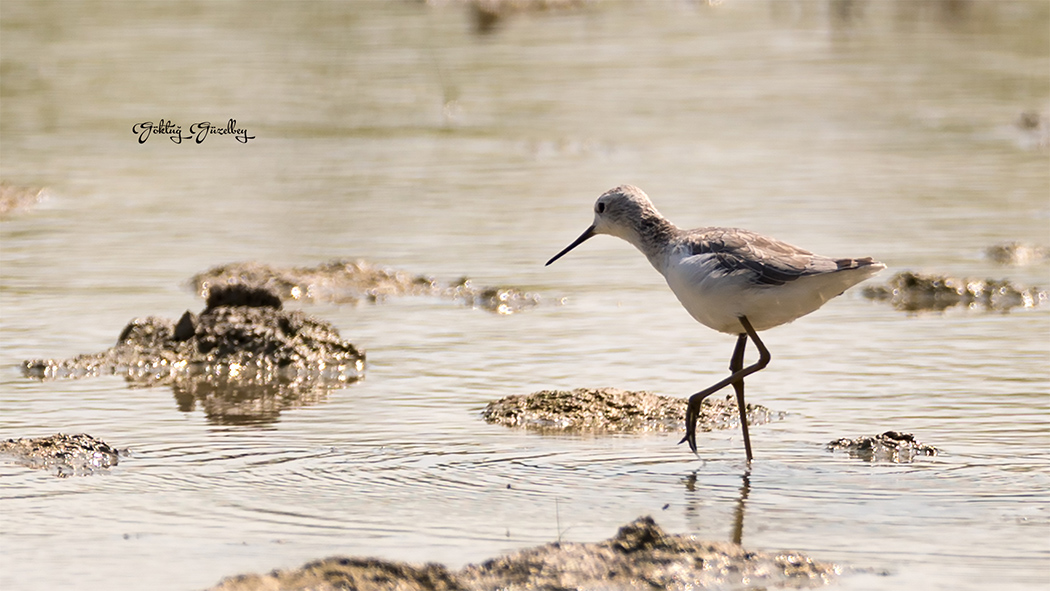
{"left": 545, "top": 225, "right": 596, "bottom": 266}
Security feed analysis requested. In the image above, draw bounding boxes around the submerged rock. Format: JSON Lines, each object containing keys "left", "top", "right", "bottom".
{"left": 0, "top": 433, "right": 123, "bottom": 477}
{"left": 985, "top": 242, "right": 1050, "bottom": 266}
{"left": 861, "top": 271, "right": 1045, "bottom": 312}
{"left": 190, "top": 260, "right": 541, "bottom": 315}
{"left": 482, "top": 387, "right": 782, "bottom": 433}
{"left": 208, "top": 516, "right": 837, "bottom": 591}
{"left": 826, "top": 431, "right": 938, "bottom": 463}
{"left": 22, "top": 285, "right": 364, "bottom": 422}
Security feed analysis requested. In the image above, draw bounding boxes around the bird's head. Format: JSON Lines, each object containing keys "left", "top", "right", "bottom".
{"left": 546, "top": 185, "right": 662, "bottom": 265}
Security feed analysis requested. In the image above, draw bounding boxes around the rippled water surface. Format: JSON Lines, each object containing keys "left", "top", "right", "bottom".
{"left": 2, "top": 1, "right": 1048, "bottom": 590}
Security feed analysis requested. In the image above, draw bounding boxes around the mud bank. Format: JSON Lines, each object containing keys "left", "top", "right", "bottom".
{"left": 208, "top": 516, "right": 836, "bottom": 591}
{"left": 862, "top": 271, "right": 1046, "bottom": 312}
{"left": 483, "top": 387, "right": 782, "bottom": 433}
{"left": 191, "top": 260, "right": 541, "bottom": 315}
{"left": 827, "top": 431, "right": 938, "bottom": 463}
{"left": 22, "top": 286, "right": 364, "bottom": 423}
{"left": 0, "top": 433, "right": 123, "bottom": 477}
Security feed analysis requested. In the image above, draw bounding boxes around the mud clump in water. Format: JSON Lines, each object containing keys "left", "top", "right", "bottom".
{"left": 23, "top": 284, "right": 364, "bottom": 384}
{"left": 208, "top": 516, "right": 836, "bottom": 591}
{"left": 827, "top": 431, "right": 938, "bottom": 463}
{"left": 862, "top": 271, "right": 1046, "bottom": 312}
{"left": 191, "top": 260, "right": 540, "bottom": 315}
{"left": 0, "top": 433, "right": 124, "bottom": 477}
{"left": 482, "top": 387, "right": 782, "bottom": 433}
{"left": 21, "top": 285, "right": 365, "bottom": 423}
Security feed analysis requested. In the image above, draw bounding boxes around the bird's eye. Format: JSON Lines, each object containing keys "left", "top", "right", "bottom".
{"left": 596, "top": 202, "right": 606, "bottom": 214}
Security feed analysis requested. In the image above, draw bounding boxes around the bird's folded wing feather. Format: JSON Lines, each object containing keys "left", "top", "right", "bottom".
{"left": 684, "top": 228, "right": 838, "bottom": 287}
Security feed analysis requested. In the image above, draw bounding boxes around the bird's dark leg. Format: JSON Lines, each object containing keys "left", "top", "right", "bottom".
{"left": 678, "top": 332, "right": 747, "bottom": 455}
{"left": 729, "top": 332, "right": 753, "bottom": 463}
{"left": 680, "top": 315, "right": 771, "bottom": 459}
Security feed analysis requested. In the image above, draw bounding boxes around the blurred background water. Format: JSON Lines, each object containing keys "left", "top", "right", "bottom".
{"left": 1, "top": 1, "right": 1048, "bottom": 590}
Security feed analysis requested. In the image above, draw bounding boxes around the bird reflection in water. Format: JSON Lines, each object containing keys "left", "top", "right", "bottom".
{"left": 683, "top": 469, "right": 752, "bottom": 546}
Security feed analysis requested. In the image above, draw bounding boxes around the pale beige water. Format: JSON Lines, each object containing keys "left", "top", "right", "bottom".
{"left": 1, "top": 1, "right": 1048, "bottom": 590}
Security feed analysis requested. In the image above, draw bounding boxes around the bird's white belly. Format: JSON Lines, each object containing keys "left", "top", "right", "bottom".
{"left": 661, "top": 255, "right": 855, "bottom": 334}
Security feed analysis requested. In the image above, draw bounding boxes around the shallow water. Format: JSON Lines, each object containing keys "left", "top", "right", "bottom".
{"left": 1, "top": 1, "right": 1048, "bottom": 590}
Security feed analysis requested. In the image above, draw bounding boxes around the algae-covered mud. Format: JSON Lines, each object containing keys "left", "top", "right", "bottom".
{"left": 191, "top": 260, "right": 542, "bottom": 315}
{"left": 862, "top": 271, "right": 1046, "bottom": 312}
{"left": 482, "top": 387, "right": 782, "bottom": 434}
{"left": 23, "top": 284, "right": 364, "bottom": 385}
{"left": 0, "top": 433, "right": 123, "bottom": 477}
{"left": 21, "top": 285, "right": 364, "bottom": 424}
{"left": 208, "top": 516, "right": 836, "bottom": 591}
{"left": 827, "top": 431, "right": 939, "bottom": 463}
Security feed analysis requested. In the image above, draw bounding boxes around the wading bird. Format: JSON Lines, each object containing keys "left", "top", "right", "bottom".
{"left": 546, "top": 185, "right": 884, "bottom": 461}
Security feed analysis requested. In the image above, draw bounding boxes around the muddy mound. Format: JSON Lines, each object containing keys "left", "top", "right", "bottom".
{"left": 464, "top": 516, "right": 834, "bottom": 590}
{"left": 22, "top": 285, "right": 365, "bottom": 408}
{"left": 191, "top": 260, "right": 541, "bottom": 315}
{"left": 208, "top": 516, "right": 836, "bottom": 591}
{"left": 482, "top": 387, "right": 783, "bottom": 433}
{"left": 210, "top": 557, "right": 460, "bottom": 591}
{"left": 0, "top": 433, "right": 124, "bottom": 478}
{"left": 827, "top": 431, "right": 938, "bottom": 463}
{"left": 862, "top": 271, "right": 1045, "bottom": 312}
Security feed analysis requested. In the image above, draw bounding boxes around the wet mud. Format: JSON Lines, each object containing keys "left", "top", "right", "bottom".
{"left": 22, "top": 285, "right": 364, "bottom": 424}
{"left": 861, "top": 271, "right": 1046, "bottom": 312}
{"left": 190, "top": 260, "right": 541, "bottom": 315}
{"left": 482, "top": 387, "right": 783, "bottom": 433}
{"left": 208, "top": 516, "right": 836, "bottom": 591}
{"left": 23, "top": 284, "right": 364, "bottom": 384}
{"left": 827, "top": 431, "right": 938, "bottom": 463}
{"left": 0, "top": 183, "right": 46, "bottom": 219}
{"left": 0, "top": 433, "right": 124, "bottom": 478}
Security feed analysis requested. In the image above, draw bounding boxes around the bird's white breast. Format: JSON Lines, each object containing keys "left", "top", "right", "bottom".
{"left": 661, "top": 251, "right": 757, "bottom": 334}
{"left": 659, "top": 249, "right": 872, "bottom": 334}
